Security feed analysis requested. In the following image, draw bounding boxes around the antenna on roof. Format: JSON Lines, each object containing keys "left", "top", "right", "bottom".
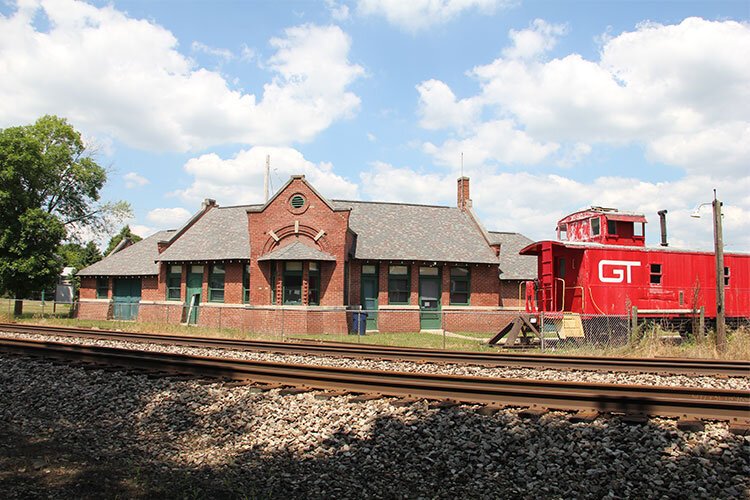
{"left": 264, "top": 155, "right": 270, "bottom": 203}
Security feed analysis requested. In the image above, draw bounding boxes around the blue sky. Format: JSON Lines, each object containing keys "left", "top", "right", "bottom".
{"left": 1, "top": 0, "right": 749, "bottom": 251}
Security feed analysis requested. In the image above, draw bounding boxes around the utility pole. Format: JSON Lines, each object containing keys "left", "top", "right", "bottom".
{"left": 264, "top": 154, "right": 270, "bottom": 203}
{"left": 712, "top": 190, "right": 726, "bottom": 352}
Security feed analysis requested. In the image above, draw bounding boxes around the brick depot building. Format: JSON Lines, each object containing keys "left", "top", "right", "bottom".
{"left": 77, "top": 175, "right": 535, "bottom": 334}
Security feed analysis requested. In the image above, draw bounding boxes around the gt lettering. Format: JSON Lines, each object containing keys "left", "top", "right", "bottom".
{"left": 598, "top": 260, "right": 640, "bottom": 284}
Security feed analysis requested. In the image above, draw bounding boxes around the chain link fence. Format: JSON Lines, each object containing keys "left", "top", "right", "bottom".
{"left": 2, "top": 298, "right": 748, "bottom": 352}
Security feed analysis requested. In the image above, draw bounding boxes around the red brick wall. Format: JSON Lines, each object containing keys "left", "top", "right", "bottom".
{"left": 469, "top": 265, "right": 500, "bottom": 306}
{"left": 77, "top": 301, "right": 110, "bottom": 320}
{"left": 350, "top": 261, "right": 362, "bottom": 306}
{"left": 79, "top": 277, "right": 105, "bottom": 300}
{"left": 248, "top": 177, "right": 349, "bottom": 307}
{"left": 141, "top": 276, "right": 159, "bottom": 301}
{"left": 224, "top": 262, "right": 244, "bottom": 304}
{"left": 443, "top": 310, "right": 515, "bottom": 334}
{"left": 499, "top": 280, "right": 525, "bottom": 308}
{"left": 376, "top": 309, "right": 420, "bottom": 333}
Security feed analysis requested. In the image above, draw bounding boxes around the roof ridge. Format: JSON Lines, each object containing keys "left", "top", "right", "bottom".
{"left": 332, "top": 199, "right": 453, "bottom": 209}
{"left": 217, "top": 203, "right": 263, "bottom": 209}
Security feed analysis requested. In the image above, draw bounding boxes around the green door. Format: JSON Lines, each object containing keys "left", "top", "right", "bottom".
{"left": 419, "top": 274, "right": 441, "bottom": 330}
{"left": 112, "top": 278, "right": 141, "bottom": 320}
{"left": 185, "top": 267, "right": 203, "bottom": 325}
{"left": 361, "top": 276, "right": 378, "bottom": 330}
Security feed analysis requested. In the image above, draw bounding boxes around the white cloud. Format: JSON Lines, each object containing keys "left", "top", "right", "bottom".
{"left": 417, "top": 17, "right": 750, "bottom": 175}
{"left": 367, "top": 132, "right": 377, "bottom": 142}
{"left": 240, "top": 44, "right": 256, "bottom": 62}
{"left": 357, "top": 0, "right": 512, "bottom": 32}
{"left": 359, "top": 162, "right": 455, "bottom": 204}
{"left": 326, "top": 0, "right": 351, "bottom": 21}
{"left": 129, "top": 224, "right": 156, "bottom": 238}
{"left": 0, "top": 2, "right": 364, "bottom": 152}
{"left": 123, "top": 172, "right": 149, "bottom": 188}
{"left": 191, "top": 41, "right": 234, "bottom": 62}
{"left": 423, "top": 119, "right": 560, "bottom": 167}
{"left": 174, "top": 146, "right": 359, "bottom": 206}
{"left": 146, "top": 207, "right": 192, "bottom": 228}
{"left": 416, "top": 79, "right": 482, "bottom": 132}
{"left": 357, "top": 164, "right": 750, "bottom": 251}
{"left": 502, "top": 19, "right": 568, "bottom": 60}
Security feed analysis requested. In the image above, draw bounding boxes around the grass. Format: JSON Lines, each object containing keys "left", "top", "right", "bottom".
{"left": 0, "top": 299, "right": 72, "bottom": 318}
{"left": 1, "top": 314, "right": 288, "bottom": 342}
{"left": 1, "top": 307, "right": 748, "bottom": 360}
{"left": 545, "top": 325, "right": 750, "bottom": 361}
{"left": 293, "top": 332, "right": 497, "bottom": 352}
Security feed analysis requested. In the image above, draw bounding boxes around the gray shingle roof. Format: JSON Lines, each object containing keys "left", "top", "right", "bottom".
{"left": 332, "top": 201, "right": 499, "bottom": 264}
{"left": 157, "top": 206, "right": 252, "bottom": 262}
{"left": 487, "top": 231, "right": 537, "bottom": 280}
{"left": 258, "top": 240, "right": 336, "bottom": 261}
{"left": 77, "top": 230, "right": 176, "bottom": 276}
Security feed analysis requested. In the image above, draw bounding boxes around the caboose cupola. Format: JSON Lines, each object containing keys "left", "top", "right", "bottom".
{"left": 556, "top": 207, "right": 647, "bottom": 247}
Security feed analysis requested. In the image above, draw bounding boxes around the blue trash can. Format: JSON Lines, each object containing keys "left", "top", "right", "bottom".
{"left": 350, "top": 311, "right": 367, "bottom": 335}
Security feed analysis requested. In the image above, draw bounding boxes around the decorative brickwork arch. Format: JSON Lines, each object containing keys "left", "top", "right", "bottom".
{"left": 261, "top": 223, "right": 330, "bottom": 255}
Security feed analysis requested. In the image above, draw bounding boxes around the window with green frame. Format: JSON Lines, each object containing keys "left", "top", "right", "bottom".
{"left": 208, "top": 264, "right": 225, "bottom": 302}
{"left": 283, "top": 261, "right": 303, "bottom": 305}
{"left": 388, "top": 265, "right": 410, "bottom": 304}
{"left": 308, "top": 262, "right": 320, "bottom": 305}
{"left": 450, "top": 267, "right": 470, "bottom": 305}
{"left": 243, "top": 264, "right": 250, "bottom": 303}
{"left": 96, "top": 277, "right": 109, "bottom": 299}
{"left": 166, "top": 264, "right": 181, "bottom": 301}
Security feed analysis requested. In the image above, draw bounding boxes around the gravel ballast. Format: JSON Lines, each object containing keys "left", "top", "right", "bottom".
{"left": 0, "top": 354, "right": 748, "bottom": 499}
{"left": 1, "top": 331, "right": 748, "bottom": 390}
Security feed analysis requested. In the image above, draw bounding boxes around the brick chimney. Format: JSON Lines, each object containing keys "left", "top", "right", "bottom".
{"left": 457, "top": 176, "right": 471, "bottom": 211}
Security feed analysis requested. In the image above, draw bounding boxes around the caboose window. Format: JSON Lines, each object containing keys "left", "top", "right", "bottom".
{"left": 556, "top": 258, "right": 566, "bottom": 278}
{"left": 559, "top": 224, "right": 568, "bottom": 240}
{"left": 591, "top": 218, "right": 600, "bottom": 236}
{"left": 607, "top": 220, "right": 617, "bottom": 235}
{"left": 634, "top": 223, "right": 644, "bottom": 237}
{"left": 724, "top": 266, "right": 730, "bottom": 287}
{"left": 650, "top": 263, "right": 662, "bottom": 285}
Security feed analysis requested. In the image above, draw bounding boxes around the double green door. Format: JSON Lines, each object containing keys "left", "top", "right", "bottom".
{"left": 361, "top": 276, "right": 378, "bottom": 330}
{"left": 112, "top": 278, "right": 141, "bottom": 320}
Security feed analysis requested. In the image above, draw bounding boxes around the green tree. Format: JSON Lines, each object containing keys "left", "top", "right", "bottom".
{"left": 57, "top": 241, "right": 102, "bottom": 294}
{"left": 104, "top": 225, "right": 142, "bottom": 256}
{"left": 0, "top": 115, "right": 130, "bottom": 314}
{"left": 59, "top": 241, "right": 104, "bottom": 269}
{"left": 81, "top": 241, "right": 103, "bottom": 266}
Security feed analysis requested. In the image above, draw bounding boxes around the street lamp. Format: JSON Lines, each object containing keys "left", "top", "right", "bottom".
{"left": 691, "top": 189, "right": 726, "bottom": 352}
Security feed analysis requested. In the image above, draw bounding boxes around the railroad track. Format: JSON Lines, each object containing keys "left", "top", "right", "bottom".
{"left": 1, "top": 322, "right": 749, "bottom": 377}
{"left": 0, "top": 336, "right": 748, "bottom": 425}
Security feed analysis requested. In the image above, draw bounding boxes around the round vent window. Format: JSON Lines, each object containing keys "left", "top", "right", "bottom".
{"left": 290, "top": 194, "right": 306, "bottom": 209}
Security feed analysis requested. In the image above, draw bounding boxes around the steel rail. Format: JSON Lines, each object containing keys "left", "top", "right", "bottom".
{"left": 0, "top": 337, "right": 748, "bottom": 422}
{"left": 1, "top": 322, "right": 749, "bottom": 377}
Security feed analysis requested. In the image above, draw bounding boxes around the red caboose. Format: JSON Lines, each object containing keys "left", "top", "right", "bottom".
{"left": 520, "top": 207, "right": 750, "bottom": 321}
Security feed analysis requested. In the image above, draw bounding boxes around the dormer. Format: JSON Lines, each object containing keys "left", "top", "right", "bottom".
{"left": 556, "top": 207, "right": 647, "bottom": 247}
